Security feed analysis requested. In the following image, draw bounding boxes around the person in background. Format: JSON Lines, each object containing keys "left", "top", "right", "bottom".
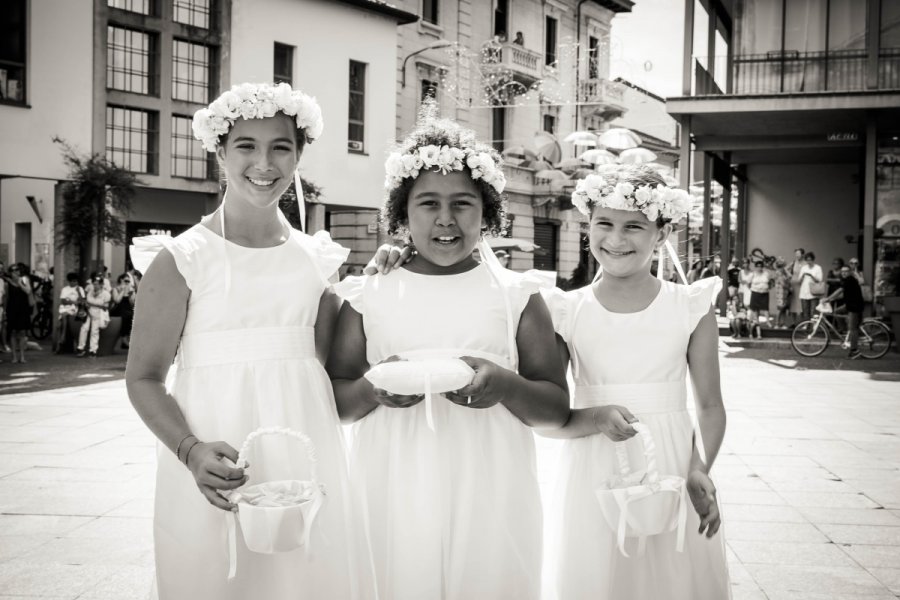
{"left": 76, "top": 273, "right": 111, "bottom": 357}
{"left": 701, "top": 254, "right": 721, "bottom": 280}
{"left": 726, "top": 257, "right": 740, "bottom": 299}
{"left": 3, "top": 263, "right": 35, "bottom": 364}
{"left": 56, "top": 272, "right": 84, "bottom": 353}
{"left": 739, "top": 257, "right": 753, "bottom": 308}
{"left": 110, "top": 272, "right": 136, "bottom": 350}
{"left": 513, "top": 31, "right": 525, "bottom": 45}
{"left": 788, "top": 248, "right": 805, "bottom": 326}
{"left": 822, "top": 264, "right": 864, "bottom": 359}
{"left": 0, "top": 261, "right": 7, "bottom": 356}
{"left": 798, "top": 251, "right": 824, "bottom": 321}
{"left": 747, "top": 260, "right": 772, "bottom": 339}
{"left": 826, "top": 258, "right": 844, "bottom": 296}
{"left": 772, "top": 257, "right": 792, "bottom": 329}
{"left": 729, "top": 293, "right": 749, "bottom": 338}
{"left": 848, "top": 257, "right": 865, "bottom": 284}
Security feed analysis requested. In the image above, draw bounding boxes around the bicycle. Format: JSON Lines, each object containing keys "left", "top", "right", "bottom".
{"left": 791, "top": 304, "right": 892, "bottom": 358}
{"left": 30, "top": 298, "right": 53, "bottom": 340}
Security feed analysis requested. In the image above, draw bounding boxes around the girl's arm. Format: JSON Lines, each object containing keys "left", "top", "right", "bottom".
{"left": 313, "top": 287, "right": 340, "bottom": 366}
{"left": 449, "top": 294, "right": 569, "bottom": 429}
{"left": 126, "top": 250, "right": 246, "bottom": 511}
{"left": 326, "top": 304, "right": 379, "bottom": 423}
{"left": 686, "top": 306, "right": 726, "bottom": 473}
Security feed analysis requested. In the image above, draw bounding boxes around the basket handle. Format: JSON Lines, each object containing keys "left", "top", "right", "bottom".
{"left": 614, "top": 422, "right": 659, "bottom": 483}
{"left": 235, "top": 426, "right": 318, "bottom": 484}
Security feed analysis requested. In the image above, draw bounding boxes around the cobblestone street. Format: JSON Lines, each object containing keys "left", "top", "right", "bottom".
{"left": 0, "top": 345, "right": 898, "bottom": 598}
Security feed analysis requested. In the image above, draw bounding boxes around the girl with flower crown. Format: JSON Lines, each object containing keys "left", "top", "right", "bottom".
{"left": 327, "top": 112, "right": 569, "bottom": 599}
{"left": 541, "top": 164, "right": 731, "bottom": 599}
{"left": 126, "top": 82, "right": 375, "bottom": 599}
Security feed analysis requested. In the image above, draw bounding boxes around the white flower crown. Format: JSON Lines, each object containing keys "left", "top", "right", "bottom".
{"left": 384, "top": 144, "right": 507, "bottom": 194}
{"left": 192, "top": 82, "right": 324, "bottom": 152}
{"left": 572, "top": 174, "right": 692, "bottom": 223}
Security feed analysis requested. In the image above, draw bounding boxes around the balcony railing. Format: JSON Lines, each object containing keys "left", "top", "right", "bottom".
{"left": 692, "top": 49, "right": 900, "bottom": 95}
{"left": 482, "top": 41, "right": 542, "bottom": 87}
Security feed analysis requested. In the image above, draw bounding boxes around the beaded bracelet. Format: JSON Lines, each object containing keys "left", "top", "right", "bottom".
{"left": 174, "top": 434, "right": 196, "bottom": 462}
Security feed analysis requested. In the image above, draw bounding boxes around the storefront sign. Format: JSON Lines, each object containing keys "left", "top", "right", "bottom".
{"left": 827, "top": 132, "right": 859, "bottom": 142}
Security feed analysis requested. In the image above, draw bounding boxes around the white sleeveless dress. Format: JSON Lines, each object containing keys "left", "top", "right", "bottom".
{"left": 543, "top": 278, "right": 731, "bottom": 600}
{"left": 130, "top": 224, "right": 375, "bottom": 600}
{"left": 334, "top": 264, "right": 548, "bottom": 600}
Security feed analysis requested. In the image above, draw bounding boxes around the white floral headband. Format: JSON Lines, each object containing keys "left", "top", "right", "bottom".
{"left": 192, "top": 82, "right": 324, "bottom": 152}
{"left": 384, "top": 144, "right": 507, "bottom": 194}
{"left": 572, "top": 174, "right": 692, "bottom": 223}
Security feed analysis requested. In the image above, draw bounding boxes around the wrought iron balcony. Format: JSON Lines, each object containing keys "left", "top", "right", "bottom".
{"left": 481, "top": 41, "right": 543, "bottom": 88}
{"left": 578, "top": 78, "right": 627, "bottom": 118}
{"left": 691, "top": 49, "right": 900, "bottom": 95}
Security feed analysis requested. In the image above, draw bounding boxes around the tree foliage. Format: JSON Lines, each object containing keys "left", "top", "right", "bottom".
{"left": 278, "top": 175, "right": 323, "bottom": 230}
{"left": 54, "top": 137, "right": 140, "bottom": 261}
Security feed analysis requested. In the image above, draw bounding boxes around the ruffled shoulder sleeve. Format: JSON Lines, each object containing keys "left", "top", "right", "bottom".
{"left": 332, "top": 275, "right": 368, "bottom": 314}
{"left": 292, "top": 229, "right": 350, "bottom": 284}
{"left": 687, "top": 276, "right": 723, "bottom": 332}
{"left": 498, "top": 268, "right": 557, "bottom": 318}
{"left": 129, "top": 232, "right": 196, "bottom": 289}
{"left": 539, "top": 285, "right": 576, "bottom": 342}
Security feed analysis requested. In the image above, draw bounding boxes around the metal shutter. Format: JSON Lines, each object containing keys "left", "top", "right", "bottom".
{"left": 533, "top": 221, "right": 558, "bottom": 271}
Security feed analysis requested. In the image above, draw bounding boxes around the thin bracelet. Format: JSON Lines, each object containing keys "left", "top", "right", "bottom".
{"left": 182, "top": 440, "right": 201, "bottom": 467}
{"left": 174, "top": 434, "right": 196, "bottom": 461}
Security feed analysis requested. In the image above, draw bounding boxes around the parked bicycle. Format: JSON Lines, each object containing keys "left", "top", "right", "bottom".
{"left": 791, "top": 303, "right": 892, "bottom": 358}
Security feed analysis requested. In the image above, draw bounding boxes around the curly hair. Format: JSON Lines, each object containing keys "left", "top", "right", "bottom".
{"left": 591, "top": 163, "right": 672, "bottom": 226}
{"left": 380, "top": 106, "right": 506, "bottom": 238}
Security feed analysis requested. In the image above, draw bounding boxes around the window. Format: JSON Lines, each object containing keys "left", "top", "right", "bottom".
{"left": 883, "top": 0, "right": 900, "bottom": 49}
{"left": 348, "top": 61, "right": 366, "bottom": 152}
{"left": 107, "top": 26, "right": 156, "bottom": 95}
{"left": 545, "top": 16, "right": 557, "bottom": 66}
{"left": 106, "top": 105, "right": 157, "bottom": 174}
{"left": 421, "top": 78, "right": 439, "bottom": 102}
{"left": 588, "top": 35, "right": 600, "bottom": 79}
{"left": 172, "top": 39, "right": 211, "bottom": 103}
{"left": 542, "top": 114, "right": 556, "bottom": 134}
{"left": 108, "top": 0, "right": 152, "bottom": 15}
{"left": 171, "top": 115, "right": 210, "bottom": 179}
{"left": 492, "top": 106, "right": 506, "bottom": 152}
{"left": 533, "top": 221, "right": 558, "bottom": 271}
{"left": 274, "top": 43, "right": 293, "bottom": 86}
{"left": 423, "top": 0, "right": 439, "bottom": 25}
{"left": 0, "top": 0, "right": 26, "bottom": 103}
{"left": 494, "top": 0, "right": 508, "bottom": 38}
{"left": 173, "top": 0, "right": 211, "bottom": 29}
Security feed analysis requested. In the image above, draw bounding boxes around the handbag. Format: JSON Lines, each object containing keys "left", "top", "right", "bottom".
{"left": 594, "top": 423, "right": 688, "bottom": 558}
{"left": 74, "top": 289, "right": 88, "bottom": 322}
{"left": 809, "top": 281, "right": 827, "bottom": 297}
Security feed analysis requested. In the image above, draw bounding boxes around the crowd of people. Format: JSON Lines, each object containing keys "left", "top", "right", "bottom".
{"left": 711, "top": 249, "right": 867, "bottom": 357}
{"left": 0, "top": 262, "right": 139, "bottom": 362}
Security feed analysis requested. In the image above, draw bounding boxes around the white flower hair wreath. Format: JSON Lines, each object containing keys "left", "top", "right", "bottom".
{"left": 384, "top": 144, "right": 507, "bottom": 194}
{"left": 192, "top": 82, "right": 324, "bottom": 152}
{"left": 572, "top": 173, "right": 692, "bottom": 223}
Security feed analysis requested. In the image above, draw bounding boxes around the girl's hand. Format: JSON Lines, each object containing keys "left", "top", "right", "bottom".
{"left": 687, "top": 470, "right": 721, "bottom": 537}
{"left": 444, "top": 356, "right": 510, "bottom": 409}
{"left": 364, "top": 244, "right": 414, "bottom": 276}
{"left": 372, "top": 356, "right": 424, "bottom": 408}
{"left": 593, "top": 405, "right": 638, "bottom": 441}
{"left": 185, "top": 441, "right": 248, "bottom": 512}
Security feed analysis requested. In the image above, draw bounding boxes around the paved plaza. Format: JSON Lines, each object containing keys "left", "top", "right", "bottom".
{"left": 0, "top": 346, "right": 898, "bottom": 599}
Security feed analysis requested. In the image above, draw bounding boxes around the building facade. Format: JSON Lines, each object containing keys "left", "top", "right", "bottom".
{"left": 667, "top": 0, "right": 900, "bottom": 300}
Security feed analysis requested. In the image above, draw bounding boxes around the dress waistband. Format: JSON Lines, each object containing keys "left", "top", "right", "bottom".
{"left": 574, "top": 381, "right": 686, "bottom": 414}
{"left": 177, "top": 326, "right": 316, "bottom": 369}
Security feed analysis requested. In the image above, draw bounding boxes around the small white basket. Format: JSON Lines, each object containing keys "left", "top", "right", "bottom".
{"left": 225, "top": 427, "right": 325, "bottom": 579}
{"left": 594, "top": 423, "right": 687, "bottom": 557}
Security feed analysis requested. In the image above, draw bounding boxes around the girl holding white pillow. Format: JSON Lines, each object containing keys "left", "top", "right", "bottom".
{"left": 327, "top": 109, "right": 569, "bottom": 600}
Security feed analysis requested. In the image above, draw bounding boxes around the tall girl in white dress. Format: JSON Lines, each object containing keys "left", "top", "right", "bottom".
{"left": 126, "top": 83, "right": 374, "bottom": 599}
{"left": 327, "top": 114, "right": 569, "bottom": 600}
{"left": 542, "top": 165, "right": 731, "bottom": 600}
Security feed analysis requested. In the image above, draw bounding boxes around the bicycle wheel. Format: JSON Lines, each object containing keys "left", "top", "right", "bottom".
{"left": 791, "top": 319, "right": 830, "bottom": 357}
{"left": 857, "top": 321, "right": 892, "bottom": 359}
{"left": 30, "top": 311, "right": 52, "bottom": 340}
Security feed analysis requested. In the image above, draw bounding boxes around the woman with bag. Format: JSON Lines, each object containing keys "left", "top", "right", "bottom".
{"left": 798, "top": 251, "right": 825, "bottom": 321}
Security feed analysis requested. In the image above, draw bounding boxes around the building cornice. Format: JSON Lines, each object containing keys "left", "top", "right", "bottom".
{"left": 332, "top": 0, "right": 419, "bottom": 25}
{"left": 667, "top": 91, "right": 900, "bottom": 117}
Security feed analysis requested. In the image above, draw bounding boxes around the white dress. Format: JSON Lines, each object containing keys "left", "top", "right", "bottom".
{"left": 131, "top": 224, "right": 375, "bottom": 600}
{"left": 335, "top": 264, "right": 547, "bottom": 600}
{"left": 543, "top": 279, "right": 731, "bottom": 600}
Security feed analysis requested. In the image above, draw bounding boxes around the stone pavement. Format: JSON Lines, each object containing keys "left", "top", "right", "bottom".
{"left": 0, "top": 346, "right": 898, "bottom": 599}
